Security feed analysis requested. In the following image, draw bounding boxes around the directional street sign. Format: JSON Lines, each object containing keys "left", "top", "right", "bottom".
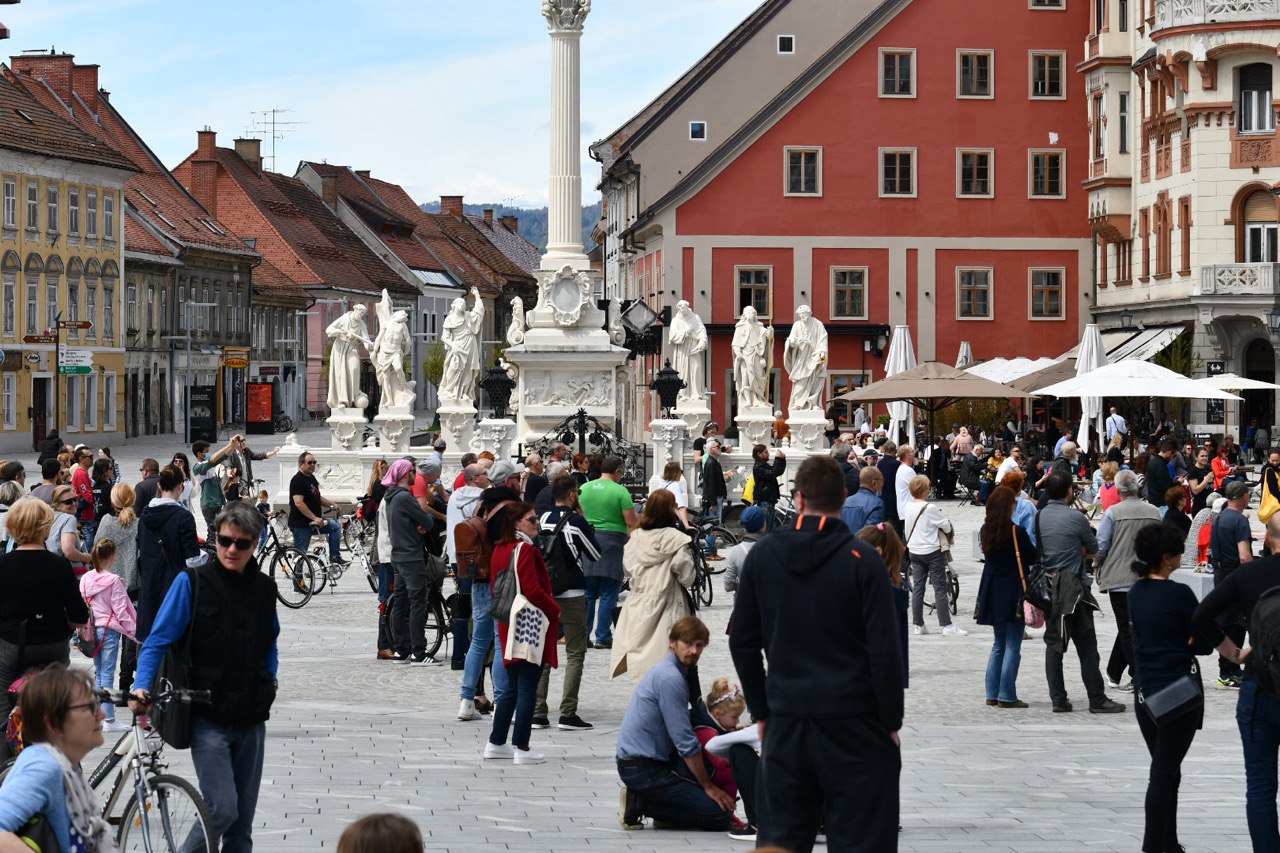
{"left": 22, "top": 334, "right": 56, "bottom": 344}
{"left": 58, "top": 365, "right": 93, "bottom": 375}
{"left": 57, "top": 319, "right": 93, "bottom": 330}
{"left": 58, "top": 349, "right": 94, "bottom": 367}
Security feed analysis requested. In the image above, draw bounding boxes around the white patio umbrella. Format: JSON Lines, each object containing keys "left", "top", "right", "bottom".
{"left": 1199, "top": 373, "right": 1280, "bottom": 444}
{"left": 954, "top": 341, "right": 974, "bottom": 370}
{"left": 1074, "top": 324, "right": 1109, "bottom": 454}
{"left": 1039, "top": 360, "right": 1240, "bottom": 403}
{"left": 884, "top": 325, "right": 917, "bottom": 446}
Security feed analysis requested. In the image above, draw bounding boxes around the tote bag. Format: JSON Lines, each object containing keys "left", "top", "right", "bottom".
{"left": 1260, "top": 481, "right": 1280, "bottom": 526}
{"left": 504, "top": 543, "right": 550, "bottom": 665}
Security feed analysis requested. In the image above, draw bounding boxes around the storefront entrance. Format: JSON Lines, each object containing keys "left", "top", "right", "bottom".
{"left": 1243, "top": 337, "right": 1276, "bottom": 435}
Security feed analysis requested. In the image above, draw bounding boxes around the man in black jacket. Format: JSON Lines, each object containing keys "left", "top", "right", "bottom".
{"left": 730, "top": 456, "right": 904, "bottom": 852}
{"left": 751, "top": 444, "right": 787, "bottom": 531}
{"left": 383, "top": 460, "right": 439, "bottom": 664}
{"left": 701, "top": 440, "right": 729, "bottom": 521}
{"left": 876, "top": 441, "right": 902, "bottom": 536}
{"left": 1146, "top": 439, "right": 1177, "bottom": 508}
{"left": 135, "top": 465, "right": 205, "bottom": 640}
{"left": 832, "top": 443, "right": 859, "bottom": 498}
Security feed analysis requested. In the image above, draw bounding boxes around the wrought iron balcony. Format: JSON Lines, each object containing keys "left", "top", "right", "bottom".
{"left": 1155, "top": 0, "right": 1280, "bottom": 30}
{"left": 1195, "top": 263, "right": 1280, "bottom": 296}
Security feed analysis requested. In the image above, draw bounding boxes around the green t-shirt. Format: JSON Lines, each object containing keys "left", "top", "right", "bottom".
{"left": 578, "top": 478, "right": 634, "bottom": 534}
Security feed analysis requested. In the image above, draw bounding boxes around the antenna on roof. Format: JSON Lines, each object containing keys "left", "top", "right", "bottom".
{"left": 245, "top": 108, "right": 305, "bottom": 172}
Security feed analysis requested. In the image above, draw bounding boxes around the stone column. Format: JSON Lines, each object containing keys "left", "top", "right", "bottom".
{"left": 541, "top": 0, "right": 592, "bottom": 270}
{"left": 650, "top": 418, "right": 690, "bottom": 466}
{"left": 472, "top": 418, "right": 519, "bottom": 462}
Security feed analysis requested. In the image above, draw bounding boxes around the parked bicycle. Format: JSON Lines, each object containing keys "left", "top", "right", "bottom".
{"left": 689, "top": 506, "right": 737, "bottom": 574}
{"left": 273, "top": 411, "right": 294, "bottom": 433}
{"left": 306, "top": 511, "right": 379, "bottom": 595}
{"left": 257, "top": 509, "right": 317, "bottom": 609}
{"left": 922, "top": 562, "right": 961, "bottom": 616}
{"left": 380, "top": 578, "right": 452, "bottom": 659}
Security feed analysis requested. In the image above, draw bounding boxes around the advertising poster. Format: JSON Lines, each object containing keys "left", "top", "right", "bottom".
{"left": 246, "top": 383, "right": 274, "bottom": 435}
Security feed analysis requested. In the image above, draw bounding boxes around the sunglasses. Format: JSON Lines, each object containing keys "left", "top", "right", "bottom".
{"left": 519, "top": 515, "right": 538, "bottom": 524}
{"left": 216, "top": 534, "right": 255, "bottom": 551}
{"left": 57, "top": 498, "right": 76, "bottom": 506}
{"left": 303, "top": 460, "right": 317, "bottom": 466}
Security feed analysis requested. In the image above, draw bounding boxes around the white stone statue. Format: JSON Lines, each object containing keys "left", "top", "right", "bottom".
{"left": 371, "top": 290, "right": 416, "bottom": 409}
{"left": 439, "top": 287, "right": 485, "bottom": 408}
{"left": 732, "top": 306, "right": 773, "bottom": 411}
{"left": 325, "top": 303, "right": 372, "bottom": 410}
{"left": 784, "top": 304, "right": 829, "bottom": 412}
{"left": 668, "top": 300, "right": 707, "bottom": 404}
{"left": 506, "top": 296, "right": 526, "bottom": 347}
{"left": 607, "top": 297, "right": 626, "bottom": 347}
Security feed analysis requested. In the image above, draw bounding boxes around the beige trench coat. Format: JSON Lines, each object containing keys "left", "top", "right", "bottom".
{"left": 610, "top": 527, "right": 696, "bottom": 681}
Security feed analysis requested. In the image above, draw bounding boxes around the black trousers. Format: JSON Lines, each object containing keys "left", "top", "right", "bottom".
{"left": 760, "top": 715, "right": 900, "bottom": 853}
{"left": 727, "top": 743, "right": 766, "bottom": 828}
{"left": 1213, "top": 562, "right": 1246, "bottom": 678}
{"left": 1106, "top": 590, "right": 1133, "bottom": 684}
{"left": 1135, "top": 699, "right": 1200, "bottom": 853}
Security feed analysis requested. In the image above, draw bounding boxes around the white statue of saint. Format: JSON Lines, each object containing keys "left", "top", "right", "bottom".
{"left": 506, "top": 296, "right": 525, "bottom": 347}
{"left": 784, "top": 304, "right": 829, "bottom": 412}
{"left": 439, "top": 287, "right": 485, "bottom": 408}
{"left": 668, "top": 300, "right": 707, "bottom": 404}
{"left": 371, "top": 290, "right": 416, "bottom": 409}
{"left": 732, "top": 306, "right": 772, "bottom": 411}
{"left": 325, "top": 303, "right": 372, "bottom": 410}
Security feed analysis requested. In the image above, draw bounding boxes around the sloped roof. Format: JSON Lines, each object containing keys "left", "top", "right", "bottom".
{"left": 430, "top": 212, "right": 536, "bottom": 287}
{"left": 466, "top": 213, "right": 541, "bottom": 276}
{"left": 0, "top": 66, "right": 136, "bottom": 173}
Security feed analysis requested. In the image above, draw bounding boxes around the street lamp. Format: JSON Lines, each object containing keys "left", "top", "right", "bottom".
{"left": 479, "top": 364, "right": 517, "bottom": 419}
{"left": 1120, "top": 308, "right": 1134, "bottom": 330}
{"left": 652, "top": 359, "right": 685, "bottom": 418}
{"left": 1268, "top": 308, "right": 1280, "bottom": 336}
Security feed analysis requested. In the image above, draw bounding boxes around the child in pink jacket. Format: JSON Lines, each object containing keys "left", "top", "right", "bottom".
{"left": 79, "top": 538, "right": 138, "bottom": 731}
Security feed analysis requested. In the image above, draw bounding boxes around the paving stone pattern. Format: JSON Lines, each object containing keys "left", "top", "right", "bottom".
{"left": 74, "top": 432, "right": 1255, "bottom": 850}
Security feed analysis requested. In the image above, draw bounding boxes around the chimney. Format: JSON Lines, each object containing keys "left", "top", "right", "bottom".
{"left": 189, "top": 127, "right": 219, "bottom": 218}
{"left": 233, "top": 138, "right": 261, "bottom": 170}
{"left": 439, "top": 195, "right": 464, "bottom": 218}
{"left": 196, "top": 127, "right": 217, "bottom": 159}
{"left": 482, "top": 208, "right": 494, "bottom": 225}
{"left": 70, "top": 64, "right": 99, "bottom": 114}
{"left": 498, "top": 215, "right": 520, "bottom": 234}
{"left": 355, "top": 170, "right": 371, "bottom": 180}
{"left": 320, "top": 174, "right": 338, "bottom": 209}
{"left": 11, "top": 51, "right": 75, "bottom": 106}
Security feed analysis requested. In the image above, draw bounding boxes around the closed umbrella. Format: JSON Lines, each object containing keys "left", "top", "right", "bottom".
{"left": 955, "top": 341, "right": 974, "bottom": 370}
{"left": 1075, "top": 324, "right": 1109, "bottom": 454}
{"left": 884, "top": 325, "right": 917, "bottom": 445}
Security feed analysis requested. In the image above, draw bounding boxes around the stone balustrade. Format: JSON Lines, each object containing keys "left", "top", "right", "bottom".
{"left": 1155, "top": 0, "right": 1280, "bottom": 30}
{"left": 1195, "top": 262, "right": 1280, "bottom": 296}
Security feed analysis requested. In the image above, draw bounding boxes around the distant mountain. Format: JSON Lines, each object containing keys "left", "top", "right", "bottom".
{"left": 420, "top": 200, "right": 601, "bottom": 253}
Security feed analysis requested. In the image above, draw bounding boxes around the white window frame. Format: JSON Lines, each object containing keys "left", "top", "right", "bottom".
{"left": 67, "top": 187, "right": 79, "bottom": 236}
{"left": 1, "top": 179, "right": 14, "bottom": 229}
{"left": 1119, "top": 91, "right": 1130, "bottom": 153}
{"left": 777, "top": 34, "right": 795, "bottom": 54}
{"left": 1029, "top": 149, "right": 1067, "bottom": 199}
{"left": 84, "top": 372, "right": 98, "bottom": 431}
{"left": 734, "top": 265, "right": 774, "bottom": 320}
{"left": 956, "top": 148, "right": 995, "bottom": 198}
{"left": 689, "top": 121, "right": 708, "bottom": 141}
{"left": 45, "top": 183, "right": 58, "bottom": 234}
{"left": 103, "top": 373, "right": 117, "bottom": 431}
{"left": 957, "top": 50, "right": 995, "bottom": 99}
{"left": 103, "top": 285, "right": 114, "bottom": 340}
{"left": 65, "top": 375, "right": 80, "bottom": 431}
{"left": 879, "top": 148, "right": 918, "bottom": 198}
{"left": 1, "top": 273, "right": 13, "bottom": 336}
{"left": 24, "top": 272, "right": 37, "bottom": 335}
{"left": 104, "top": 193, "right": 115, "bottom": 240}
{"left": 1, "top": 373, "right": 14, "bottom": 430}
{"left": 1029, "top": 267, "right": 1066, "bottom": 320}
{"left": 1241, "top": 88, "right": 1276, "bottom": 135}
{"left": 86, "top": 190, "right": 98, "bottom": 238}
{"left": 25, "top": 182, "right": 38, "bottom": 232}
{"left": 1030, "top": 51, "right": 1067, "bottom": 100}
{"left": 878, "top": 48, "right": 917, "bottom": 98}
{"left": 830, "top": 267, "right": 869, "bottom": 320}
{"left": 783, "top": 146, "right": 823, "bottom": 197}
{"left": 85, "top": 285, "right": 96, "bottom": 340}
{"left": 956, "top": 267, "right": 994, "bottom": 320}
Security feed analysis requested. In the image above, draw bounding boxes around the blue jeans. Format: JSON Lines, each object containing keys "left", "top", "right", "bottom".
{"left": 756, "top": 501, "right": 776, "bottom": 533}
{"left": 489, "top": 659, "right": 541, "bottom": 750}
{"left": 94, "top": 628, "right": 121, "bottom": 720}
{"left": 290, "top": 520, "right": 340, "bottom": 562}
{"left": 453, "top": 576, "right": 472, "bottom": 666}
{"left": 1239, "top": 678, "right": 1280, "bottom": 852}
{"left": 461, "top": 581, "right": 508, "bottom": 703}
{"left": 377, "top": 564, "right": 393, "bottom": 604}
{"left": 617, "top": 757, "right": 735, "bottom": 832}
{"left": 189, "top": 717, "right": 266, "bottom": 853}
{"left": 584, "top": 576, "right": 623, "bottom": 644}
{"left": 984, "top": 620, "right": 1024, "bottom": 703}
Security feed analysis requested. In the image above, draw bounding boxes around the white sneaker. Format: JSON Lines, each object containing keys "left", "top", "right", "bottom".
{"left": 102, "top": 720, "right": 130, "bottom": 733}
{"left": 942, "top": 625, "right": 969, "bottom": 637}
{"left": 457, "top": 700, "right": 481, "bottom": 722}
{"left": 513, "top": 748, "right": 546, "bottom": 765}
{"left": 912, "top": 625, "right": 929, "bottom": 636}
{"left": 483, "top": 742, "right": 515, "bottom": 760}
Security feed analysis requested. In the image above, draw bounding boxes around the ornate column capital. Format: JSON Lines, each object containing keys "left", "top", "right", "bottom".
{"left": 542, "top": 0, "right": 590, "bottom": 32}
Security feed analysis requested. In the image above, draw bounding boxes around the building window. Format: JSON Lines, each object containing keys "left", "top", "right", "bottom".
{"left": 832, "top": 268, "right": 868, "bottom": 319}
{"left": 86, "top": 191, "right": 98, "bottom": 238}
{"left": 67, "top": 279, "right": 80, "bottom": 333}
{"left": 24, "top": 272, "right": 37, "bottom": 335}
{"left": 1247, "top": 223, "right": 1278, "bottom": 262}
{"left": 880, "top": 149, "right": 916, "bottom": 197}
{"left": 880, "top": 49, "right": 915, "bottom": 97}
{"left": 1, "top": 272, "right": 12, "bottom": 336}
{"left": 68, "top": 187, "right": 79, "bottom": 235}
{"left": 736, "top": 267, "right": 771, "bottom": 318}
{"left": 65, "top": 376, "right": 79, "bottom": 431}
{"left": 1119, "top": 0, "right": 1128, "bottom": 31}
{"left": 785, "top": 147, "right": 822, "bottom": 196}
{"left": 958, "top": 150, "right": 994, "bottom": 197}
{"left": 1030, "top": 0, "right": 1064, "bottom": 6}
{"left": 1030, "top": 150, "right": 1065, "bottom": 198}
{"left": 1093, "top": 94, "right": 1105, "bottom": 158}
{"left": 1030, "top": 52, "right": 1065, "bottom": 98}
{"left": 2, "top": 179, "right": 14, "bottom": 229}
{"left": 1119, "top": 92, "right": 1129, "bottom": 153}
{"left": 1030, "top": 269, "right": 1064, "bottom": 318}
{"left": 103, "top": 373, "right": 116, "bottom": 431}
{"left": 84, "top": 372, "right": 97, "bottom": 431}
{"left": 1094, "top": 0, "right": 1105, "bottom": 33}
{"left": 45, "top": 184, "right": 58, "bottom": 234}
{"left": 828, "top": 372, "right": 869, "bottom": 427}
{"left": 45, "top": 274, "right": 58, "bottom": 333}
{"left": 1179, "top": 196, "right": 1192, "bottom": 273}
{"left": 958, "top": 268, "right": 992, "bottom": 319}
{"left": 958, "top": 51, "right": 993, "bottom": 98}
{"left": 103, "top": 286, "right": 114, "bottom": 339}
{"left": 689, "top": 121, "right": 707, "bottom": 141}
{"left": 1139, "top": 207, "right": 1151, "bottom": 277}
{"left": 86, "top": 284, "right": 96, "bottom": 338}
{"left": 1, "top": 374, "right": 14, "bottom": 430}
{"left": 126, "top": 283, "right": 137, "bottom": 332}
{"left": 25, "top": 182, "right": 38, "bottom": 231}
{"left": 104, "top": 193, "right": 115, "bottom": 240}
{"left": 777, "top": 35, "right": 795, "bottom": 54}
{"left": 146, "top": 284, "right": 155, "bottom": 332}
{"left": 1239, "top": 64, "right": 1275, "bottom": 135}
{"left": 158, "top": 288, "right": 167, "bottom": 334}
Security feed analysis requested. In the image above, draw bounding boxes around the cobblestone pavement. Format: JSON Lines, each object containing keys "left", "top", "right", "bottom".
{"left": 59, "top": 433, "right": 1255, "bottom": 850}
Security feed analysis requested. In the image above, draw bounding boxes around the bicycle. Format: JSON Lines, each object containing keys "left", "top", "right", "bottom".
{"left": 684, "top": 531, "right": 716, "bottom": 609}
{"left": 922, "top": 563, "right": 961, "bottom": 616}
{"left": 381, "top": 576, "right": 452, "bottom": 659}
{"left": 258, "top": 510, "right": 317, "bottom": 609}
{"left": 273, "top": 411, "right": 294, "bottom": 433}
{"left": 88, "top": 687, "right": 218, "bottom": 851}
{"left": 308, "top": 512, "right": 379, "bottom": 595}
{"left": 690, "top": 507, "right": 738, "bottom": 573}
{"left": 341, "top": 507, "right": 377, "bottom": 559}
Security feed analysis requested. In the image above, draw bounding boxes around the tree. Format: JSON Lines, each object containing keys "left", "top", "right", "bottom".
{"left": 421, "top": 339, "right": 445, "bottom": 391}
{"left": 1153, "top": 332, "right": 1202, "bottom": 424}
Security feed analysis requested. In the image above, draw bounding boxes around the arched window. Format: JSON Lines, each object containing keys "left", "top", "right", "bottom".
{"left": 1, "top": 251, "right": 18, "bottom": 336}
{"left": 1239, "top": 63, "right": 1275, "bottom": 134}
{"left": 1244, "top": 190, "right": 1278, "bottom": 262}
{"left": 44, "top": 255, "right": 63, "bottom": 334}
{"left": 22, "top": 253, "right": 41, "bottom": 335}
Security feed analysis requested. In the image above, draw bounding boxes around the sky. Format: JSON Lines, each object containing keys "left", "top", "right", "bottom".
{"left": 3, "top": 0, "right": 761, "bottom": 209}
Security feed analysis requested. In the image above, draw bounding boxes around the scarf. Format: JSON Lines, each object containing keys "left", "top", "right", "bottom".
{"left": 48, "top": 743, "right": 118, "bottom": 852}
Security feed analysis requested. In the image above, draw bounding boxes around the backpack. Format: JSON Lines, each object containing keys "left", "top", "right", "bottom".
{"left": 455, "top": 499, "right": 511, "bottom": 581}
{"left": 1250, "top": 586, "right": 1280, "bottom": 698}
{"left": 535, "top": 511, "right": 575, "bottom": 596}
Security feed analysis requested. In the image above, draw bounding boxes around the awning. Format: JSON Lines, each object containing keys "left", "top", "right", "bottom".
{"left": 1056, "top": 326, "right": 1182, "bottom": 362}
{"left": 965, "top": 357, "right": 1059, "bottom": 384}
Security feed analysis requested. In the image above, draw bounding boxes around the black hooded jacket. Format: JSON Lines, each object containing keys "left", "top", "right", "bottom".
{"left": 729, "top": 514, "right": 904, "bottom": 732}
{"left": 136, "top": 498, "right": 202, "bottom": 639}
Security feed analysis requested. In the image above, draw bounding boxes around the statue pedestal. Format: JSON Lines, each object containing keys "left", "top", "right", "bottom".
{"left": 472, "top": 418, "right": 518, "bottom": 461}
{"left": 437, "top": 405, "right": 477, "bottom": 453}
{"left": 374, "top": 404, "right": 414, "bottom": 454}
{"left": 272, "top": 433, "right": 375, "bottom": 509}
{"left": 675, "top": 401, "right": 712, "bottom": 439}
{"left": 327, "top": 406, "right": 368, "bottom": 452}
{"left": 788, "top": 408, "right": 828, "bottom": 453}
{"left": 735, "top": 407, "right": 774, "bottom": 449}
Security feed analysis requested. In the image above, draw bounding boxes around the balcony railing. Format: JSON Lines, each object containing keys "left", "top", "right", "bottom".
{"left": 1196, "top": 263, "right": 1280, "bottom": 295}
{"left": 1155, "top": 0, "right": 1280, "bottom": 30}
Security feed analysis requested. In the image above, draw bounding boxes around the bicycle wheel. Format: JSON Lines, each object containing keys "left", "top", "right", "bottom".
{"left": 423, "top": 595, "right": 446, "bottom": 659}
{"left": 117, "top": 773, "right": 218, "bottom": 852}
{"left": 271, "top": 547, "right": 315, "bottom": 609}
{"left": 309, "top": 549, "right": 330, "bottom": 594}
{"left": 948, "top": 575, "right": 960, "bottom": 616}
{"left": 696, "top": 565, "right": 714, "bottom": 608}
{"left": 365, "top": 561, "right": 379, "bottom": 594}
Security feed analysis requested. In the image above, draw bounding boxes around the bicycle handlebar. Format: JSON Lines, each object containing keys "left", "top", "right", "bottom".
{"left": 95, "top": 687, "right": 212, "bottom": 707}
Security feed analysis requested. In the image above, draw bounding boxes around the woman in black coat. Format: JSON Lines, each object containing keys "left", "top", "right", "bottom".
{"left": 975, "top": 486, "right": 1035, "bottom": 708}
{"left": 750, "top": 444, "right": 786, "bottom": 532}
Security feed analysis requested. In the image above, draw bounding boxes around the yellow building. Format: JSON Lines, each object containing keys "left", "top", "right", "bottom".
{"left": 0, "top": 67, "right": 137, "bottom": 454}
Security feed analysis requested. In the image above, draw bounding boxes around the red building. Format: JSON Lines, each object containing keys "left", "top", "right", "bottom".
{"left": 593, "top": 0, "right": 1093, "bottom": 433}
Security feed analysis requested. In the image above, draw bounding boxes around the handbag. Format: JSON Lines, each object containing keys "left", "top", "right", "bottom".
{"left": 425, "top": 551, "right": 448, "bottom": 586}
{"left": 15, "top": 813, "right": 59, "bottom": 852}
{"left": 503, "top": 544, "right": 549, "bottom": 664}
{"left": 150, "top": 568, "right": 200, "bottom": 750}
{"left": 488, "top": 543, "right": 522, "bottom": 621}
{"left": 1137, "top": 662, "right": 1204, "bottom": 723}
{"left": 1260, "top": 475, "right": 1280, "bottom": 525}
{"left": 1022, "top": 512, "right": 1054, "bottom": 613}
{"left": 1011, "top": 524, "right": 1045, "bottom": 629}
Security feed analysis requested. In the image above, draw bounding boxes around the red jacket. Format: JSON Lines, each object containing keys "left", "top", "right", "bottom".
{"left": 71, "top": 466, "right": 94, "bottom": 522}
{"left": 490, "top": 539, "right": 561, "bottom": 668}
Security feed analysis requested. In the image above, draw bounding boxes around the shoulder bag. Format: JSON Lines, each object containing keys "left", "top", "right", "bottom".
{"left": 1137, "top": 661, "right": 1203, "bottom": 723}
{"left": 499, "top": 543, "right": 550, "bottom": 664}
{"left": 488, "top": 542, "right": 522, "bottom": 621}
{"left": 1022, "top": 511, "right": 1054, "bottom": 614}
{"left": 150, "top": 568, "right": 200, "bottom": 750}
{"left": 1011, "top": 525, "right": 1045, "bottom": 629}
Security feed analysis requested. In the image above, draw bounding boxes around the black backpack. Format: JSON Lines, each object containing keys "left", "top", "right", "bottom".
{"left": 1251, "top": 586, "right": 1280, "bottom": 698}
{"left": 535, "top": 511, "right": 576, "bottom": 596}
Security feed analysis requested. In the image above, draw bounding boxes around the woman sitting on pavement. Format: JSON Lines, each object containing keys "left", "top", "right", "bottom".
{"left": 0, "top": 665, "right": 115, "bottom": 851}
{"left": 696, "top": 678, "right": 763, "bottom": 841}
{"left": 976, "top": 487, "right": 1035, "bottom": 709}
{"left": 611, "top": 489, "right": 697, "bottom": 682}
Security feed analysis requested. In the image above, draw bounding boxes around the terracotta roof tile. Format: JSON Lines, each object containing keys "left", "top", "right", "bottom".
{"left": 0, "top": 67, "right": 137, "bottom": 173}
{"left": 465, "top": 214, "right": 541, "bottom": 275}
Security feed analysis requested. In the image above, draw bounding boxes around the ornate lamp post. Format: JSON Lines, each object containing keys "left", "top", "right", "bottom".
{"left": 1120, "top": 308, "right": 1134, "bottom": 330}
{"left": 1268, "top": 308, "right": 1280, "bottom": 336}
{"left": 652, "top": 360, "right": 685, "bottom": 419}
{"left": 479, "top": 364, "right": 517, "bottom": 420}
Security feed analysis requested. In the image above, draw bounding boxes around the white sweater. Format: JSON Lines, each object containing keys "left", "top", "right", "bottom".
{"left": 903, "top": 500, "right": 952, "bottom": 556}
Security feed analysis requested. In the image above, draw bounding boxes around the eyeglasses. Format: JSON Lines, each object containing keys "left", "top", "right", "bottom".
{"left": 57, "top": 498, "right": 76, "bottom": 506}
{"left": 519, "top": 515, "right": 538, "bottom": 524}
{"left": 216, "top": 534, "right": 255, "bottom": 551}
{"left": 68, "top": 698, "right": 100, "bottom": 715}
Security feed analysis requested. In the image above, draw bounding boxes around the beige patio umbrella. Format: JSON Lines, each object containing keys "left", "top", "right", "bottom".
{"left": 1199, "top": 373, "right": 1280, "bottom": 445}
